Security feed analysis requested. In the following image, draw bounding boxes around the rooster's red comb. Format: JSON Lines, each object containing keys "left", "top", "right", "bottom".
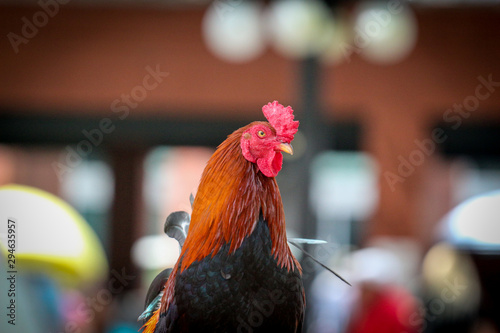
{"left": 262, "top": 101, "right": 299, "bottom": 143}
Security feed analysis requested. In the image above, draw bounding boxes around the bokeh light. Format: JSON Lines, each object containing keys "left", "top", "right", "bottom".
{"left": 202, "top": 1, "right": 266, "bottom": 63}
{"left": 353, "top": 1, "right": 418, "bottom": 64}
{"left": 265, "top": 0, "right": 333, "bottom": 59}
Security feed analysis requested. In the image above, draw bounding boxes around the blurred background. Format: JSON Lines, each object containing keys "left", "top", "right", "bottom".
{"left": 0, "top": 0, "right": 499, "bottom": 332}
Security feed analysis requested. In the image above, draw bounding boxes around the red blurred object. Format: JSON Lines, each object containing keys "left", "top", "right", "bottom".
{"left": 347, "top": 284, "right": 421, "bottom": 333}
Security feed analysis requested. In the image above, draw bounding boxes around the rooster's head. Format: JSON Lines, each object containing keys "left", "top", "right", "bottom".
{"left": 240, "top": 101, "right": 299, "bottom": 177}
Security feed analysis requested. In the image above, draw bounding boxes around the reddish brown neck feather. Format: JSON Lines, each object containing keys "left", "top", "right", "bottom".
{"left": 181, "top": 122, "right": 298, "bottom": 273}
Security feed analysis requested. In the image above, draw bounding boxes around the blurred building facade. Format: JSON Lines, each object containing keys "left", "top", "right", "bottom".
{"left": 0, "top": 1, "right": 499, "bottom": 332}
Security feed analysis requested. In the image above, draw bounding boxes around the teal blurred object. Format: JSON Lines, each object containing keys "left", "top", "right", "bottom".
{"left": 108, "top": 323, "right": 141, "bottom": 333}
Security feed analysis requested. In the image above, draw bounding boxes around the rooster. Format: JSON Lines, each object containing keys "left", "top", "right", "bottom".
{"left": 142, "top": 101, "right": 304, "bottom": 333}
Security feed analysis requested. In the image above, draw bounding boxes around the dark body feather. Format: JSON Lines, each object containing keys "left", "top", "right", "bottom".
{"left": 157, "top": 214, "right": 304, "bottom": 333}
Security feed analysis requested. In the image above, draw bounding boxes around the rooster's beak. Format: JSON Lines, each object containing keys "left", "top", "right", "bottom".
{"left": 278, "top": 142, "right": 294, "bottom": 155}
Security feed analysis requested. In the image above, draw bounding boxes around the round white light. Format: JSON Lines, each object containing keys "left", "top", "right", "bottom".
{"left": 353, "top": 1, "right": 418, "bottom": 64}
{"left": 266, "top": 0, "right": 332, "bottom": 59}
{"left": 320, "top": 13, "right": 350, "bottom": 66}
{"left": 202, "top": 1, "right": 266, "bottom": 63}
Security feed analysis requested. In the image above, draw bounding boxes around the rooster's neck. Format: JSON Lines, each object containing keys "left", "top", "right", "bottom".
{"left": 179, "top": 125, "right": 298, "bottom": 273}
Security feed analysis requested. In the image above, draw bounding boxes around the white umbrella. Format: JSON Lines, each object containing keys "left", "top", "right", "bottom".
{"left": 0, "top": 184, "right": 108, "bottom": 287}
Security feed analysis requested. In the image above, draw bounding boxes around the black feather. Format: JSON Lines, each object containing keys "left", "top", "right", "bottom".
{"left": 170, "top": 215, "right": 305, "bottom": 332}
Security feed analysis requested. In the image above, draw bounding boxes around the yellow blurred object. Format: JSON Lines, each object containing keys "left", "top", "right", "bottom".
{"left": 422, "top": 242, "right": 481, "bottom": 317}
{"left": 0, "top": 184, "right": 108, "bottom": 287}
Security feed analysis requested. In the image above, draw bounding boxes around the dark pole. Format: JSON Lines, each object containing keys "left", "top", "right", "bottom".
{"left": 294, "top": 56, "right": 333, "bottom": 328}
{"left": 108, "top": 147, "right": 146, "bottom": 291}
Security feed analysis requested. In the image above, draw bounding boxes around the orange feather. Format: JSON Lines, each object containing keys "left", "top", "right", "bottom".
{"left": 141, "top": 308, "right": 160, "bottom": 333}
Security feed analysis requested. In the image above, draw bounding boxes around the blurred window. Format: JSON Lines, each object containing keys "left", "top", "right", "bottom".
{"left": 310, "top": 151, "right": 378, "bottom": 246}
{"left": 60, "top": 155, "right": 114, "bottom": 252}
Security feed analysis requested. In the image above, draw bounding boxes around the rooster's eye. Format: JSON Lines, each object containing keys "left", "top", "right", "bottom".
{"left": 257, "top": 130, "right": 266, "bottom": 138}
